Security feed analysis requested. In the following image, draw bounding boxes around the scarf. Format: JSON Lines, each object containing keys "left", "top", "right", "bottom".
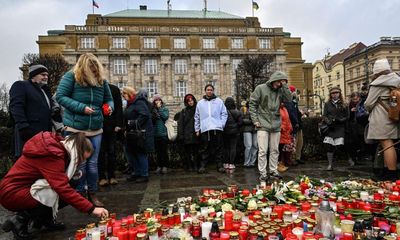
{"left": 30, "top": 139, "right": 79, "bottom": 218}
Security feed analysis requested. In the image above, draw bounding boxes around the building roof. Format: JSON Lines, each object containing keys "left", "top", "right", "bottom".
{"left": 323, "top": 42, "right": 366, "bottom": 70}
{"left": 104, "top": 9, "right": 243, "bottom": 19}
{"left": 344, "top": 37, "right": 400, "bottom": 62}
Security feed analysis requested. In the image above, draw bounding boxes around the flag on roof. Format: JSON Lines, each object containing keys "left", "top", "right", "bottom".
{"left": 252, "top": 1, "right": 259, "bottom": 10}
{"left": 93, "top": 0, "right": 99, "bottom": 8}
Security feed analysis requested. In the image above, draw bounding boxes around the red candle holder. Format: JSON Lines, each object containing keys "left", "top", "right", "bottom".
{"left": 273, "top": 205, "right": 283, "bottom": 219}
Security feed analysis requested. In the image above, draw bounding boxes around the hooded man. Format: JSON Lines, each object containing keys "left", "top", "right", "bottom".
{"left": 249, "top": 71, "right": 292, "bottom": 180}
{"left": 9, "top": 64, "right": 53, "bottom": 159}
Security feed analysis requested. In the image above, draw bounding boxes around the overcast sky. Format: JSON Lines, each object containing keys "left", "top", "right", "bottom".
{"left": 0, "top": 0, "right": 399, "bottom": 87}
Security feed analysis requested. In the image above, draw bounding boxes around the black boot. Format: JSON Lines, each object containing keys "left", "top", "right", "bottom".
{"left": 1, "top": 212, "right": 33, "bottom": 240}
{"left": 31, "top": 206, "right": 65, "bottom": 231}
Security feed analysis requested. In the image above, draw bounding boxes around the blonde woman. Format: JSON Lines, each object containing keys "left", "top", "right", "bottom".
{"left": 56, "top": 53, "right": 114, "bottom": 207}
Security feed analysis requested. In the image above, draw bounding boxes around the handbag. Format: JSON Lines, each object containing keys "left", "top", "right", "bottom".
{"left": 126, "top": 120, "right": 146, "bottom": 150}
{"left": 318, "top": 121, "right": 329, "bottom": 136}
{"left": 165, "top": 119, "right": 178, "bottom": 141}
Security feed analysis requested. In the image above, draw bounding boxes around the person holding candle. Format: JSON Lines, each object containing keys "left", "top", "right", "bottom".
{"left": 0, "top": 132, "right": 109, "bottom": 240}
{"left": 56, "top": 53, "right": 114, "bottom": 207}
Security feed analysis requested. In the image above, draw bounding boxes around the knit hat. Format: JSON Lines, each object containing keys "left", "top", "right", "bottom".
{"left": 373, "top": 58, "right": 391, "bottom": 75}
{"left": 152, "top": 94, "right": 162, "bottom": 102}
{"left": 269, "top": 71, "right": 288, "bottom": 83}
{"left": 329, "top": 87, "right": 341, "bottom": 94}
{"left": 289, "top": 85, "right": 296, "bottom": 93}
{"left": 29, "top": 64, "right": 48, "bottom": 79}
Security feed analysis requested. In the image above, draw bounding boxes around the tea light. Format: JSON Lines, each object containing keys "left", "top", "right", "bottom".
{"left": 292, "top": 227, "right": 304, "bottom": 240}
{"left": 92, "top": 230, "right": 101, "bottom": 240}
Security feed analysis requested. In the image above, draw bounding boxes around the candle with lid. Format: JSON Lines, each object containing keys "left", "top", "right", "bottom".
{"left": 202, "top": 221, "right": 212, "bottom": 239}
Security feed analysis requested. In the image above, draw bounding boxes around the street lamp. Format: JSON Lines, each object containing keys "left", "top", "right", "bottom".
{"left": 307, "top": 93, "right": 324, "bottom": 115}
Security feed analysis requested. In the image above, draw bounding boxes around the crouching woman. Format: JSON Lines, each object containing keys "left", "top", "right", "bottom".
{"left": 0, "top": 131, "right": 109, "bottom": 240}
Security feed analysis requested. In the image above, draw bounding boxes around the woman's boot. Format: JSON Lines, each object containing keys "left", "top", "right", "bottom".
{"left": 88, "top": 191, "right": 105, "bottom": 207}
{"left": 327, "top": 152, "right": 334, "bottom": 171}
{"left": 1, "top": 212, "right": 33, "bottom": 240}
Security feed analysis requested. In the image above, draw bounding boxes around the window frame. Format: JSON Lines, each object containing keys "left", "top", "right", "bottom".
{"left": 203, "top": 38, "right": 216, "bottom": 49}
{"left": 113, "top": 58, "right": 127, "bottom": 75}
{"left": 173, "top": 38, "right": 187, "bottom": 49}
{"left": 81, "top": 37, "right": 95, "bottom": 49}
{"left": 231, "top": 38, "right": 244, "bottom": 49}
{"left": 144, "top": 59, "right": 158, "bottom": 75}
{"left": 144, "top": 37, "right": 157, "bottom": 49}
{"left": 203, "top": 58, "right": 217, "bottom": 74}
{"left": 174, "top": 59, "right": 188, "bottom": 74}
{"left": 112, "top": 37, "right": 126, "bottom": 49}
{"left": 176, "top": 81, "right": 187, "bottom": 97}
{"left": 259, "top": 38, "right": 271, "bottom": 49}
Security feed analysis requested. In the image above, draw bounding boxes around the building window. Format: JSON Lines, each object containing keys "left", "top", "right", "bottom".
{"left": 336, "top": 72, "right": 340, "bottom": 80}
{"left": 174, "top": 38, "right": 186, "bottom": 49}
{"left": 388, "top": 59, "right": 393, "bottom": 69}
{"left": 203, "top": 38, "right": 215, "bottom": 49}
{"left": 349, "top": 69, "right": 353, "bottom": 79}
{"left": 112, "top": 37, "right": 126, "bottom": 49}
{"left": 113, "top": 58, "right": 127, "bottom": 75}
{"left": 356, "top": 83, "right": 361, "bottom": 91}
{"left": 147, "top": 81, "right": 157, "bottom": 98}
{"left": 259, "top": 38, "right": 271, "bottom": 49}
{"left": 232, "top": 38, "right": 243, "bottom": 49}
{"left": 144, "top": 59, "right": 157, "bottom": 74}
{"left": 328, "top": 75, "right": 331, "bottom": 82}
{"left": 144, "top": 37, "right": 157, "bottom": 49}
{"left": 81, "top": 37, "right": 95, "bottom": 49}
{"left": 356, "top": 67, "right": 360, "bottom": 77}
{"left": 174, "top": 59, "right": 187, "bottom": 74}
{"left": 232, "top": 59, "right": 242, "bottom": 73}
{"left": 204, "top": 58, "right": 217, "bottom": 74}
{"left": 176, "top": 81, "right": 187, "bottom": 97}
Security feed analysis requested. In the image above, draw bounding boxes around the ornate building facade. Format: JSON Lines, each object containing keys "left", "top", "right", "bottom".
{"left": 37, "top": 7, "right": 311, "bottom": 110}
{"left": 312, "top": 42, "right": 366, "bottom": 113}
{"left": 344, "top": 37, "right": 400, "bottom": 96}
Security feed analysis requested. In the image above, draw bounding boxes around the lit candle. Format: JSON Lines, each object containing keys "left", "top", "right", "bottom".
{"left": 273, "top": 205, "right": 284, "bottom": 219}
{"left": 202, "top": 221, "right": 212, "bottom": 240}
{"left": 359, "top": 191, "right": 369, "bottom": 201}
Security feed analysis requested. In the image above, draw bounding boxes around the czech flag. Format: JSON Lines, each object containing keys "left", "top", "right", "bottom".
{"left": 93, "top": 0, "right": 99, "bottom": 8}
{"left": 252, "top": 1, "right": 259, "bottom": 10}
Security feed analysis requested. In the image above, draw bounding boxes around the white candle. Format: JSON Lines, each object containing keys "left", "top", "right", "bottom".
{"left": 91, "top": 230, "right": 101, "bottom": 240}
{"left": 201, "top": 207, "right": 209, "bottom": 217}
{"left": 359, "top": 191, "right": 369, "bottom": 201}
{"left": 202, "top": 222, "right": 212, "bottom": 240}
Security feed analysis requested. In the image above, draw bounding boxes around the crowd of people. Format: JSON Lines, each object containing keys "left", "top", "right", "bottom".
{"left": 1, "top": 54, "right": 399, "bottom": 239}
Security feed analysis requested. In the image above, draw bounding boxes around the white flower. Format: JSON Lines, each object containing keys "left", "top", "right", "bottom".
{"left": 208, "top": 207, "right": 215, "bottom": 213}
{"left": 221, "top": 203, "right": 233, "bottom": 212}
{"left": 247, "top": 199, "right": 257, "bottom": 210}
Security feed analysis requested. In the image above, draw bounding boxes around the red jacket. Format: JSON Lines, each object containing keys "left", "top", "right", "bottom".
{"left": 280, "top": 106, "right": 293, "bottom": 144}
{"left": 0, "top": 132, "right": 94, "bottom": 213}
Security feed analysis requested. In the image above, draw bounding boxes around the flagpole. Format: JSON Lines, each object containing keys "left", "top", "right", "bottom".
{"left": 251, "top": 0, "right": 254, "bottom": 17}
{"left": 92, "top": 0, "right": 94, "bottom": 14}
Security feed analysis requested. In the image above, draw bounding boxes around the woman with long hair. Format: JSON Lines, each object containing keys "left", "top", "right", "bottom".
{"left": 322, "top": 87, "right": 349, "bottom": 171}
{"left": 365, "top": 58, "right": 400, "bottom": 181}
{"left": 0, "top": 132, "right": 109, "bottom": 240}
{"left": 122, "top": 87, "right": 154, "bottom": 183}
{"left": 56, "top": 53, "right": 114, "bottom": 207}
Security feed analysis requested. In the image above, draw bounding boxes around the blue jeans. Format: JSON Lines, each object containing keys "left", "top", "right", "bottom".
{"left": 76, "top": 134, "right": 102, "bottom": 192}
{"left": 125, "top": 144, "right": 148, "bottom": 177}
{"left": 243, "top": 132, "right": 258, "bottom": 166}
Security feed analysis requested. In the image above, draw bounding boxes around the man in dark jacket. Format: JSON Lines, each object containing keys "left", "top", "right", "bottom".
{"left": 98, "top": 84, "right": 123, "bottom": 186}
{"left": 9, "top": 64, "right": 53, "bottom": 159}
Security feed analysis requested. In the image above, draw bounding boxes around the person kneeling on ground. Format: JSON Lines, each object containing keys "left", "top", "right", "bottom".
{"left": 0, "top": 132, "right": 109, "bottom": 240}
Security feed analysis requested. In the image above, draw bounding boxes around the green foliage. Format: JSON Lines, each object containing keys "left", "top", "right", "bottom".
{"left": 301, "top": 117, "right": 325, "bottom": 160}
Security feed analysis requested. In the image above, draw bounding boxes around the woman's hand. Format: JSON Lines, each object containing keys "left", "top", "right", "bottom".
{"left": 84, "top": 106, "right": 95, "bottom": 115}
{"left": 92, "top": 207, "right": 109, "bottom": 218}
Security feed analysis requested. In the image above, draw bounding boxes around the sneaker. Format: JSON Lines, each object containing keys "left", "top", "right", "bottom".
{"left": 326, "top": 165, "right": 333, "bottom": 171}
{"left": 270, "top": 171, "right": 283, "bottom": 179}
{"left": 198, "top": 167, "right": 206, "bottom": 174}
{"left": 223, "top": 163, "right": 229, "bottom": 169}
{"left": 155, "top": 167, "right": 162, "bottom": 174}
{"left": 259, "top": 175, "right": 267, "bottom": 182}
{"left": 228, "top": 164, "right": 235, "bottom": 169}
{"left": 161, "top": 167, "right": 168, "bottom": 174}
{"left": 99, "top": 179, "right": 109, "bottom": 186}
{"left": 278, "top": 163, "right": 288, "bottom": 172}
{"left": 109, "top": 178, "right": 118, "bottom": 185}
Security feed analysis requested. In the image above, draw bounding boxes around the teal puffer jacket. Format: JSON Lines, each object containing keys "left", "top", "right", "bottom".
{"left": 152, "top": 105, "right": 169, "bottom": 138}
{"left": 56, "top": 71, "right": 114, "bottom": 131}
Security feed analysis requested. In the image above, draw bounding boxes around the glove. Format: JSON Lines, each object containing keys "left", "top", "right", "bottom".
{"left": 19, "top": 127, "right": 34, "bottom": 142}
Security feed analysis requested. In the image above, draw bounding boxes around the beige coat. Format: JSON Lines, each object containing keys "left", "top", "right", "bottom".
{"left": 365, "top": 73, "right": 400, "bottom": 139}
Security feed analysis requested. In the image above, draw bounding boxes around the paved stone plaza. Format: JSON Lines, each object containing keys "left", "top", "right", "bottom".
{"left": 0, "top": 159, "right": 374, "bottom": 240}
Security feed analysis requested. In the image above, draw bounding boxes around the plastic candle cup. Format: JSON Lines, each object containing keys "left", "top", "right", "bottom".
{"left": 292, "top": 227, "right": 304, "bottom": 240}
{"left": 340, "top": 220, "right": 355, "bottom": 233}
{"left": 202, "top": 221, "right": 212, "bottom": 239}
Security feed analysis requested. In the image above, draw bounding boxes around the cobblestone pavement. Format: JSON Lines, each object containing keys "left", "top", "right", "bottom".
{"left": 0, "top": 159, "right": 373, "bottom": 239}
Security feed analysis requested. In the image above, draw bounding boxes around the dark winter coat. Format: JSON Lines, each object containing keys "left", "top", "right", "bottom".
{"left": 124, "top": 95, "right": 155, "bottom": 153}
{"left": 152, "top": 105, "right": 169, "bottom": 139}
{"left": 178, "top": 94, "right": 199, "bottom": 145}
{"left": 0, "top": 132, "right": 94, "bottom": 213}
{"left": 283, "top": 101, "right": 299, "bottom": 134}
{"left": 323, "top": 100, "right": 349, "bottom": 139}
{"left": 224, "top": 97, "right": 243, "bottom": 135}
{"left": 241, "top": 109, "right": 255, "bottom": 133}
{"left": 56, "top": 71, "right": 114, "bottom": 131}
{"left": 103, "top": 84, "right": 123, "bottom": 133}
{"left": 9, "top": 80, "right": 53, "bottom": 157}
